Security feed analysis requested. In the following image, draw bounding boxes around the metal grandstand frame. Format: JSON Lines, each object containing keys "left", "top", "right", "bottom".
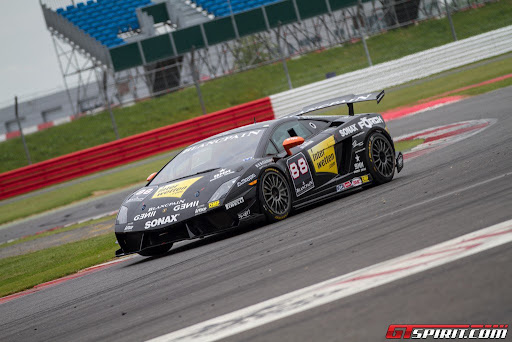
{"left": 41, "top": 0, "right": 492, "bottom": 114}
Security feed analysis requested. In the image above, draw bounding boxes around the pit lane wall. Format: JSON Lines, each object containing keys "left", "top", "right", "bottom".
{"left": 269, "top": 25, "right": 512, "bottom": 117}
{"left": 0, "top": 98, "right": 274, "bottom": 201}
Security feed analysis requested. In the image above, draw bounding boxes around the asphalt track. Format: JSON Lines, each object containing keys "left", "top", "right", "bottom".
{"left": 1, "top": 87, "right": 511, "bottom": 341}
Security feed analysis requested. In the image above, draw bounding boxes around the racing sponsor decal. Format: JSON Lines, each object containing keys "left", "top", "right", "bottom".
{"left": 152, "top": 177, "right": 202, "bottom": 199}
{"left": 133, "top": 211, "right": 156, "bottom": 221}
{"left": 352, "top": 140, "right": 363, "bottom": 149}
{"left": 225, "top": 197, "right": 244, "bottom": 210}
{"left": 135, "top": 188, "right": 154, "bottom": 196}
{"left": 148, "top": 199, "right": 185, "bottom": 212}
{"left": 125, "top": 187, "right": 156, "bottom": 203}
{"left": 299, "top": 140, "right": 314, "bottom": 149}
{"left": 255, "top": 159, "right": 273, "bottom": 169}
{"left": 339, "top": 124, "right": 359, "bottom": 137}
{"left": 354, "top": 154, "right": 366, "bottom": 173}
{"left": 237, "top": 174, "right": 256, "bottom": 187}
{"left": 182, "top": 130, "right": 263, "bottom": 154}
{"left": 307, "top": 136, "right": 338, "bottom": 174}
{"left": 195, "top": 205, "right": 207, "bottom": 215}
{"left": 144, "top": 214, "right": 179, "bottom": 229}
{"left": 361, "top": 174, "right": 370, "bottom": 183}
{"left": 238, "top": 209, "right": 251, "bottom": 220}
{"left": 123, "top": 225, "right": 133, "bottom": 231}
{"left": 352, "top": 177, "right": 362, "bottom": 186}
{"left": 209, "top": 200, "right": 220, "bottom": 209}
{"left": 173, "top": 200, "right": 199, "bottom": 211}
{"left": 358, "top": 116, "right": 383, "bottom": 129}
{"left": 336, "top": 177, "right": 364, "bottom": 192}
{"left": 210, "top": 169, "right": 235, "bottom": 182}
{"left": 386, "top": 324, "right": 508, "bottom": 339}
{"left": 287, "top": 152, "right": 315, "bottom": 196}
{"left": 126, "top": 197, "right": 146, "bottom": 203}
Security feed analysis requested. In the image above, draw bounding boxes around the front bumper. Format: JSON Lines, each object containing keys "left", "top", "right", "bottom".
{"left": 115, "top": 210, "right": 237, "bottom": 256}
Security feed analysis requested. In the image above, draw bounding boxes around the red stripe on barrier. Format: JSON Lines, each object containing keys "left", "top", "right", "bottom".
{"left": 5, "top": 131, "right": 20, "bottom": 139}
{"left": 0, "top": 97, "right": 274, "bottom": 200}
{"left": 37, "top": 122, "right": 54, "bottom": 131}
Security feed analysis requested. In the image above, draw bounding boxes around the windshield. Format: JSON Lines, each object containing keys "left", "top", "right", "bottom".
{"left": 150, "top": 128, "right": 266, "bottom": 185}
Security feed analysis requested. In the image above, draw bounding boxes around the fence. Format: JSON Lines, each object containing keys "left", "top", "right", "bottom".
{"left": 0, "top": 98, "right": 274, "bottom": 200}
{"left": 270, "top": 25, "right": 512, "bottom": 117}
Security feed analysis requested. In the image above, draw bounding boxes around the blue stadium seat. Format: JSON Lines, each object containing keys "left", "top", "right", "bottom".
{"left": 55, "top": 0, "right": 149, "bottom": 47}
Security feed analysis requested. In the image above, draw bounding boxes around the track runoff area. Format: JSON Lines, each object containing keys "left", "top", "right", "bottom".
{"left": 1, "top": 88, "right": 511, "bottom": 341}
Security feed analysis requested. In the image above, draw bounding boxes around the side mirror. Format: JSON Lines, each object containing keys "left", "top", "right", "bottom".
{"left": 283, "top": 136, "right": 305, "bottom": 156}
{"left": 147, "top": 172, "right": 157, "bottom": 182}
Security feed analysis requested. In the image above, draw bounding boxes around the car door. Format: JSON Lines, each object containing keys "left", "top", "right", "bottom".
{"left": 266, "top": 119, "right": 338, "bottom": 202}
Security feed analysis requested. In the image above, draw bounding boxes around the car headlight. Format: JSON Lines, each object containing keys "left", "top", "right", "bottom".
{"left": 116, "top": 205, "right": 128, "bottom": 225}
{"left": 209, "top": 177, "right": 239, "bottom": 203}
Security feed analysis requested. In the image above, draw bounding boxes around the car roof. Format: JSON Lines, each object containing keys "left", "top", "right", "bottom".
{"left": 206, "top": 116, "right": 295, "bottom": 140}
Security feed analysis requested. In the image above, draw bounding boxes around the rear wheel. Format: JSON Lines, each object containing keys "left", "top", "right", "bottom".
{"left": 365, "top": 132, "right": 395, "bottom": 184}
{"left": 259, "top": 168, "right": 292, "bottom": 222}
{"left": 138, "top": 243, "right": 172, "bottom": 257}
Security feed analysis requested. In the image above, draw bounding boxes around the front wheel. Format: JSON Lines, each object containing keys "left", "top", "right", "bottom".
{"left": 138, "top": 243, "right": 173, "bottom": 257}
{"left": 259, "top": 168, "right": 292, "bottom": 222}
{"left": 365, "top": 132, "right": 395, "bottom": 184}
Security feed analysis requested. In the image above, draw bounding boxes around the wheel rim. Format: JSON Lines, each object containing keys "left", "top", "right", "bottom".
{"left": 371, "top": 136, "right": 394, "bottom": 177}
{"left": 262, "top": 172, "right": 290, "bottom": 215}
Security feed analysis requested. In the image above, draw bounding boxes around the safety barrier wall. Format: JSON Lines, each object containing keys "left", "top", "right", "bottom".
{"left": 0, "top": 98, "right": 274, "bottom": 200}
{"left": 270, "top": 25, "right": 512, "bottom": 117}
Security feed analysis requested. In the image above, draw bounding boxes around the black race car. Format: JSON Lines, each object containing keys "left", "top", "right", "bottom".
{"left": 115, "top": 90, "right": 403, "bottom": 257}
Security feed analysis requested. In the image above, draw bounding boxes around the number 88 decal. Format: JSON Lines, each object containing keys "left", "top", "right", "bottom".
{"left": 289, "top": 157, "right": 309, "bottom": 179}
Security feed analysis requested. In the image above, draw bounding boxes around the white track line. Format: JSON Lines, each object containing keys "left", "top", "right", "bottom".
{"left": 147, "top": 218, "right": 512, "bottom": 342}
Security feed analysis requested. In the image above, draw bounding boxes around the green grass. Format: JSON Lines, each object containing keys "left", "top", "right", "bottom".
{"left": 0, "top": 233, "right": 117, "bottom": 297}
{"left": 1, "top": 0, "right": 511, "bottom": 173}
{"left": 0, "top": 154, "right": 171, "bottom": 226}
{"left": 395, "top": 139, "right": 425, "bottom": 152}
{"left": 0, "top": 214, "right": 116, "bottom": 249}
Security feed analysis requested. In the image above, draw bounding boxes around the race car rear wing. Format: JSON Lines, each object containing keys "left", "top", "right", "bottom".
{"left": 297, "top": 90, "right": 385, "bottom": 116}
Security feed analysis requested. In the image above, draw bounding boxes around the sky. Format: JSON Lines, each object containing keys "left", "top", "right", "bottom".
{"left": 0, "top": 1, "right": 63, "bottom": 107}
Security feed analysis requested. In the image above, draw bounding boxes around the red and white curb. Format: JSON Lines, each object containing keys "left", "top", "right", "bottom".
{"left": 146, "top": 219, "right": 512, "bottom": 342}
{"left": 397, "top": 119, "right": 496, "bottom": 160}
{"left": 0, "top": 255, "right": 135, "bottom": 305}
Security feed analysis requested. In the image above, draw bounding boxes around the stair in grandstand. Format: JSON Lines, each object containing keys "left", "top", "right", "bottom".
{"left": 191, "top": 0, "right": 281, "bottom": 17}
{"left": 167, "top": 0, "right": 210, "bottom": 28}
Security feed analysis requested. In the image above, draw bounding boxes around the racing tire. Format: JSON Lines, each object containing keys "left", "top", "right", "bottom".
{"left": 137, "top": 243, "right": 173, "bottom": 257}
{"left": 259, "top": 168, "right": 292, "bottom": 222}
{"left": 365, "top": 132, "right": 395, "bottom": 184}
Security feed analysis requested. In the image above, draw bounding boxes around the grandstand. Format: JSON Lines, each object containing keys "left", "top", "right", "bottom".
{"left": 39, "top": 0, "right": 425, "bottom": 121}
{"left": 56, "top": 0, "right": 151, "bottom": 48}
